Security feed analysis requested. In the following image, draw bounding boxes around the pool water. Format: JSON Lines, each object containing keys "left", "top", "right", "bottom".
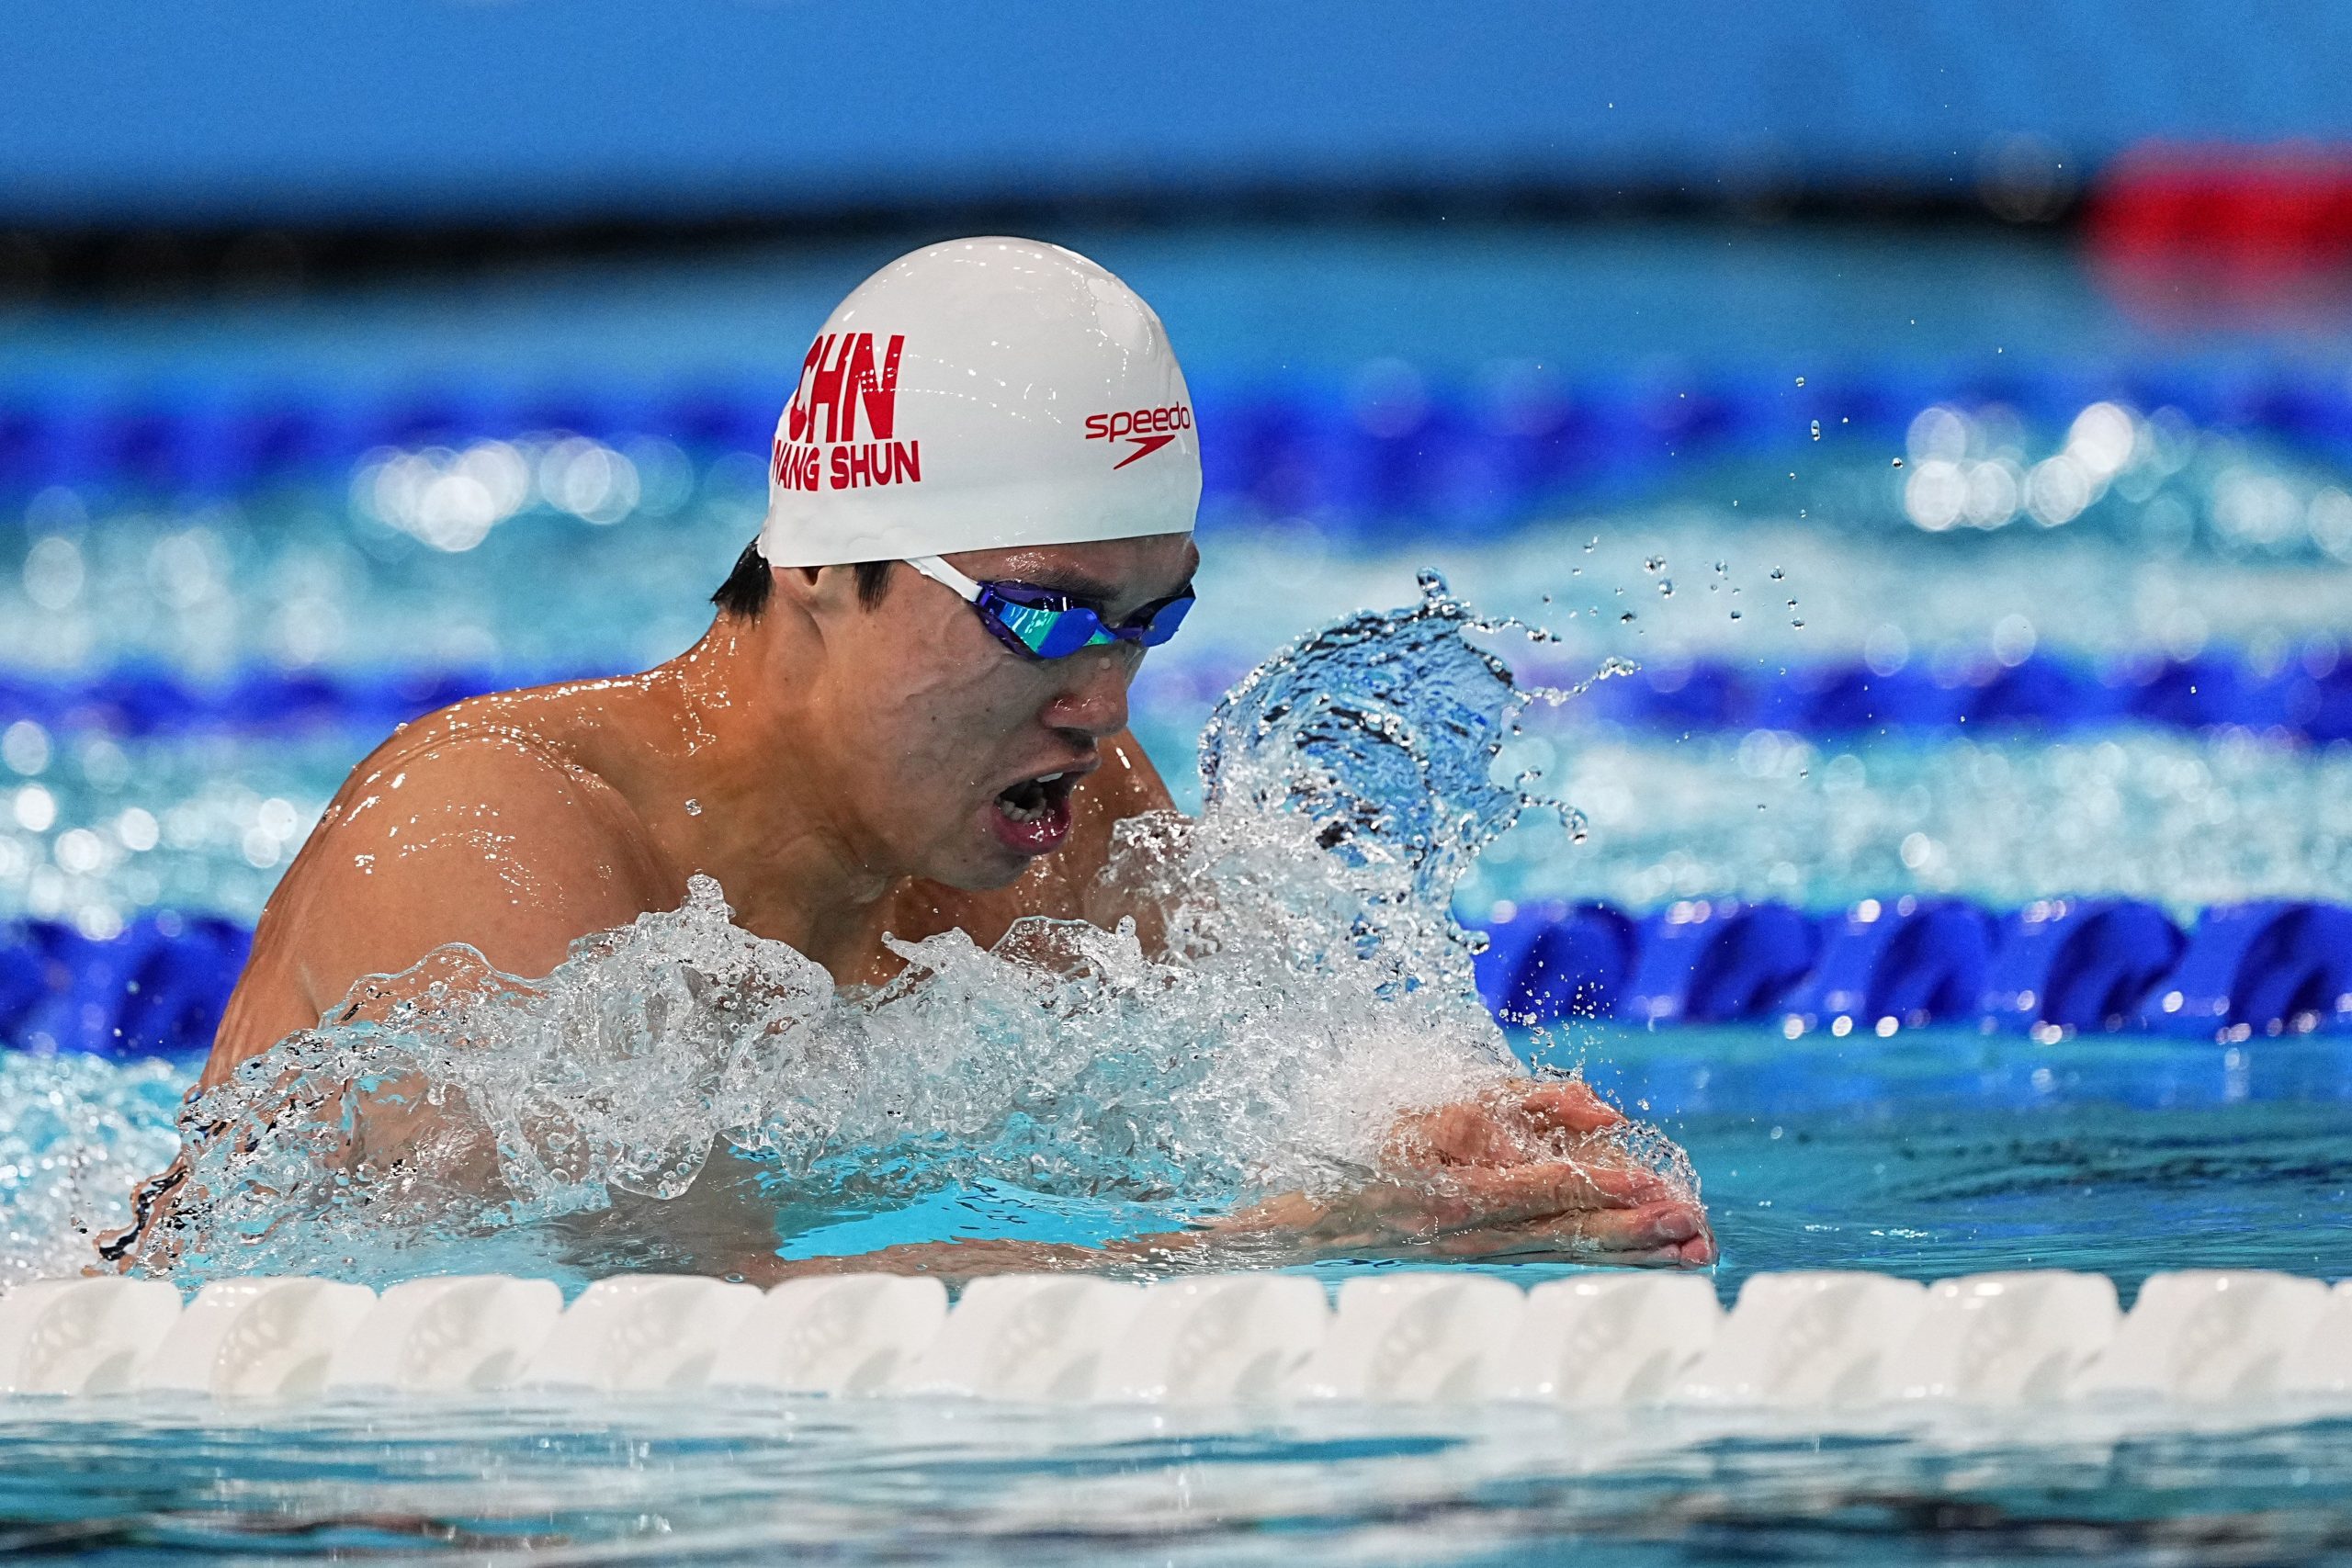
{"left": 7, "top": 227, "right": 2352, "bottom": 1561}
{"left": 2, "top": 1026, "right": 2349, "bottom": 1563}
{"left": 5, "top": 1394, "right": 2347, "bottom": 1564}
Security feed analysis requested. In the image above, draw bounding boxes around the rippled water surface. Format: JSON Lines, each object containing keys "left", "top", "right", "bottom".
{"left": 4, "top": 1023, "right": 2351, "bottom": 1562}
{"left": 7, "top": 1394, "right": 2352, "bottom": 1564}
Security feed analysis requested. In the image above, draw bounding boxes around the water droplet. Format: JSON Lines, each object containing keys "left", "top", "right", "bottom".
{"left": 1643, "top": 557, "right": 1666, "bottom": 574}
{"left": 1769, "top": 568, "right": 1785, "bottom": 581}
{"left": 1730, "top": 609, "right": 1743, "bottom": 619}
{"left": 1809, "top": 420, "right": 1821, "bottom": 440}
{"left": 1620, "top": 611, "right": 1637, "bottom": 624}
{"left": 1892, "top": 457, "right": 1905, "bottom": 468}
{"left": 1584, "top": 536, "right": 1598, "bottom": 553}
{"left": 684, "top": 799, "right": 703, "bottom": 816}
{"left": 1794, "top": 376, "right": 1806, "bottom": 386}
{"left": 1657, "top": 579, "right": 1674, "bottom": 597}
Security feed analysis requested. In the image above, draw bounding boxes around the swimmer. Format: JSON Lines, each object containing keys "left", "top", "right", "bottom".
{"left": 121, "top": 239, "right": 1713, "bottom": 1274}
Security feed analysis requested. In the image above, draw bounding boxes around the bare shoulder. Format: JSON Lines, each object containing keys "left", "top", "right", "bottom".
{"left": 210, "top": 711, "right": 676, "bottom": 1081}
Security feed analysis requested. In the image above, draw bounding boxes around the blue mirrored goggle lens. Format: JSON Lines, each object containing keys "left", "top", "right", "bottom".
{"left": 981, "top": 588, "right": 1195, "bottom": 660}
{"left": 1135, "top": 592, "right": 1192, "bottom": 646}
{"left": 992, "top": 598, "right": 1087, "bottom": 657}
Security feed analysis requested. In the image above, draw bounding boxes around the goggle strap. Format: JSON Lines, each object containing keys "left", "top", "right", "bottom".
{"left": 903, "top": 554, "right": 984, "bottom": 604}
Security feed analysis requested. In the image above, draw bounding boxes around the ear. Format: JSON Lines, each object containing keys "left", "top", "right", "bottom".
{"left": 768, "top": 563, "right": 865, "bottom": 617}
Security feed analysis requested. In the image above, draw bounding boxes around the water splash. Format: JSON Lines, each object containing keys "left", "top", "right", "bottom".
{"left": 0, "top": 1054, "right": 184, "bottom": 1288}
{"left": 125, "top": 577, "right": 1692, "bottom": 1284}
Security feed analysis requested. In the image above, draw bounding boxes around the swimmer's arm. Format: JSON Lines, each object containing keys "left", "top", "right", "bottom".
{"left": 749, "top": 1082, "right": 1714, "bottom": 1281}
{"left": 118, "top": 745, "right": 667, "bottom": 1272}
{"left": 203, "top": 738, "right": 665, "bottom": 1090}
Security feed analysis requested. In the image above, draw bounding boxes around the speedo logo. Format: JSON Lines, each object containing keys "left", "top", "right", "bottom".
{"left": 1084, "top": 403, "right": 1193, "bottom": 469}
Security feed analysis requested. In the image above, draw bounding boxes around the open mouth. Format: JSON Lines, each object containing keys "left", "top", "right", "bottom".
{"left": 989, "top": 769, "right": 1081, "bottom": 853}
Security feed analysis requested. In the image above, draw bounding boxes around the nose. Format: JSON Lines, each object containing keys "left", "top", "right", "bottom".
{"left": 1038, "top": 646, "right": 1136, "bottom": 741}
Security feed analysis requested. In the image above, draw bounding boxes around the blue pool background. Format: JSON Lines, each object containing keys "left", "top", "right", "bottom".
{"left": 8, "top": 6, "right": 2352, "bottom": 1560}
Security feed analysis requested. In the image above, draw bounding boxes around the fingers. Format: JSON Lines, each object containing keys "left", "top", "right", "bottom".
{"left": 1446, "top": 1155, "right": 1676, "bottom": 1225}
{"left": 1422, "top": 1197, "right": 1715, "bottom": 1266}
{"left": 1673, "top": 1227, "right": 1719, "bottom": 1266}
{"left": 1389, "top": 1080, "right": 1630, "bottom": 1171}
{"left": 1563, "top": 1197, "right": 1710, "bottom": 1254}
{"left": 1512, "top": 1079, "right": 1625, "bottom": 1136}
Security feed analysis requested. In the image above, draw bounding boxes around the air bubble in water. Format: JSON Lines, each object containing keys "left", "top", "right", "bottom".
{"left": 1809, "top": 420, "right": 1822, "bottom": 441}
{"left": 1770, "top": 568, "right": 1785, "bottom": 581}
{"left": 1642, "top": 557, "right": 1665, "bottom": 574}
{"left": 1794, "top": 376, "right": 1806, "bottom": 386}
{"left": 1657, "top": 579, "right": 1674, "bottom": 597}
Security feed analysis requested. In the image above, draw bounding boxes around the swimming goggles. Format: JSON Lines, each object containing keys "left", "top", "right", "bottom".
{"left": 904, "top": 555, "right": 1194, "bottom": 660}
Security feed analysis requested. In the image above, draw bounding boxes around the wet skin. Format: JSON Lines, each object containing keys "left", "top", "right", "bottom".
{"left": 164, "top": 536, "right": 1713, "bottom": 1273}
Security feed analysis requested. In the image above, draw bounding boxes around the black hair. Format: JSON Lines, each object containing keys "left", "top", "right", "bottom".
{"left": 710, "top": 543, "right": 893, "bottom": 618}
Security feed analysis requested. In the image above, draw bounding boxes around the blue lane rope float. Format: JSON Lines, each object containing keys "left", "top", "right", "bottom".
{"left": 1623, "top": 901, "right": 1819, "bottom": 1027}
{"left": 1469, "top": 894, "right": 2350, "bottom": 1043}
{"left": 4, "top": 648, "right": 2351, "bottom": 742}
{"left": 6, "top": 896, "right": 2346, "bottom": 1059}
{"left": 2137, "top": 900, "right": 2352, "bottom": 1040}
{"left": 1, "top": 912, "right": 249, "bottom": 1057}
{"left": 8, "top": 362, "right": 2352, "bottom": 513}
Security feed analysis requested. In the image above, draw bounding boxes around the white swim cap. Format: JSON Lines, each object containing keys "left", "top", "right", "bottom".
{"left": 756, "top": 237, "right": 1201, "bottom": 569}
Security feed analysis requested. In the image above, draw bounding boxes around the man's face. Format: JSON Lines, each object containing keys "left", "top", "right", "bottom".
{"left": 805, "top": 532, "right": 1197, "bottom": 889}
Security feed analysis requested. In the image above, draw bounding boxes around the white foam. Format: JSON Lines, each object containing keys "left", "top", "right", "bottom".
{"left": 709, "top": 1273, "right": 949, "bottom": 1394}
{"left": 1669, "top": 1270, "right": 1927, "bottom": 1406}
{"left": 1497, "top": 1273, "right": 1722, "bottom": 1404}
{"left": 136, "top": 1277, "right": 377, "bottom": 1397}
{"left": 1288, "top": 1272, "right": 1525, "bottom": 1401}
{"left": 1099, "top": 1272, "right": 1329, "bottom": 1403}
{"left": 0, "top": 1278, "right": 183, "bottom": 1395}
{"left": 2074, "top": 1269, "right": 2334, "bottom": 1402}
{"left": 520, "top": 1275, "right": 762, "bottom": 1392}
{"left": 888, "top": 1274, "right": 1147, "bottom": 1400}
{"left": 325, "top": 1274, "right": 565, "bottom": 1393}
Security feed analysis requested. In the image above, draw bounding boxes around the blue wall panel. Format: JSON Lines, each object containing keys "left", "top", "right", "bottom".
{"left": 5, "top": 0, "right": 2350, "bottom": 223}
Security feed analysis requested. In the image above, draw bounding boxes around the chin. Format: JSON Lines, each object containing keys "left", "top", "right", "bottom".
{"left": 930, "top": 861, "right": 1029, "bottom": 895}
{"left": 924, "top": 837, "right": 1041, "bottom": 894}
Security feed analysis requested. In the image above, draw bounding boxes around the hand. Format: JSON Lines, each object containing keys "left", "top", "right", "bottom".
{"left": 1229, "top": 1078, "right": 1716, "bottom": 1268}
